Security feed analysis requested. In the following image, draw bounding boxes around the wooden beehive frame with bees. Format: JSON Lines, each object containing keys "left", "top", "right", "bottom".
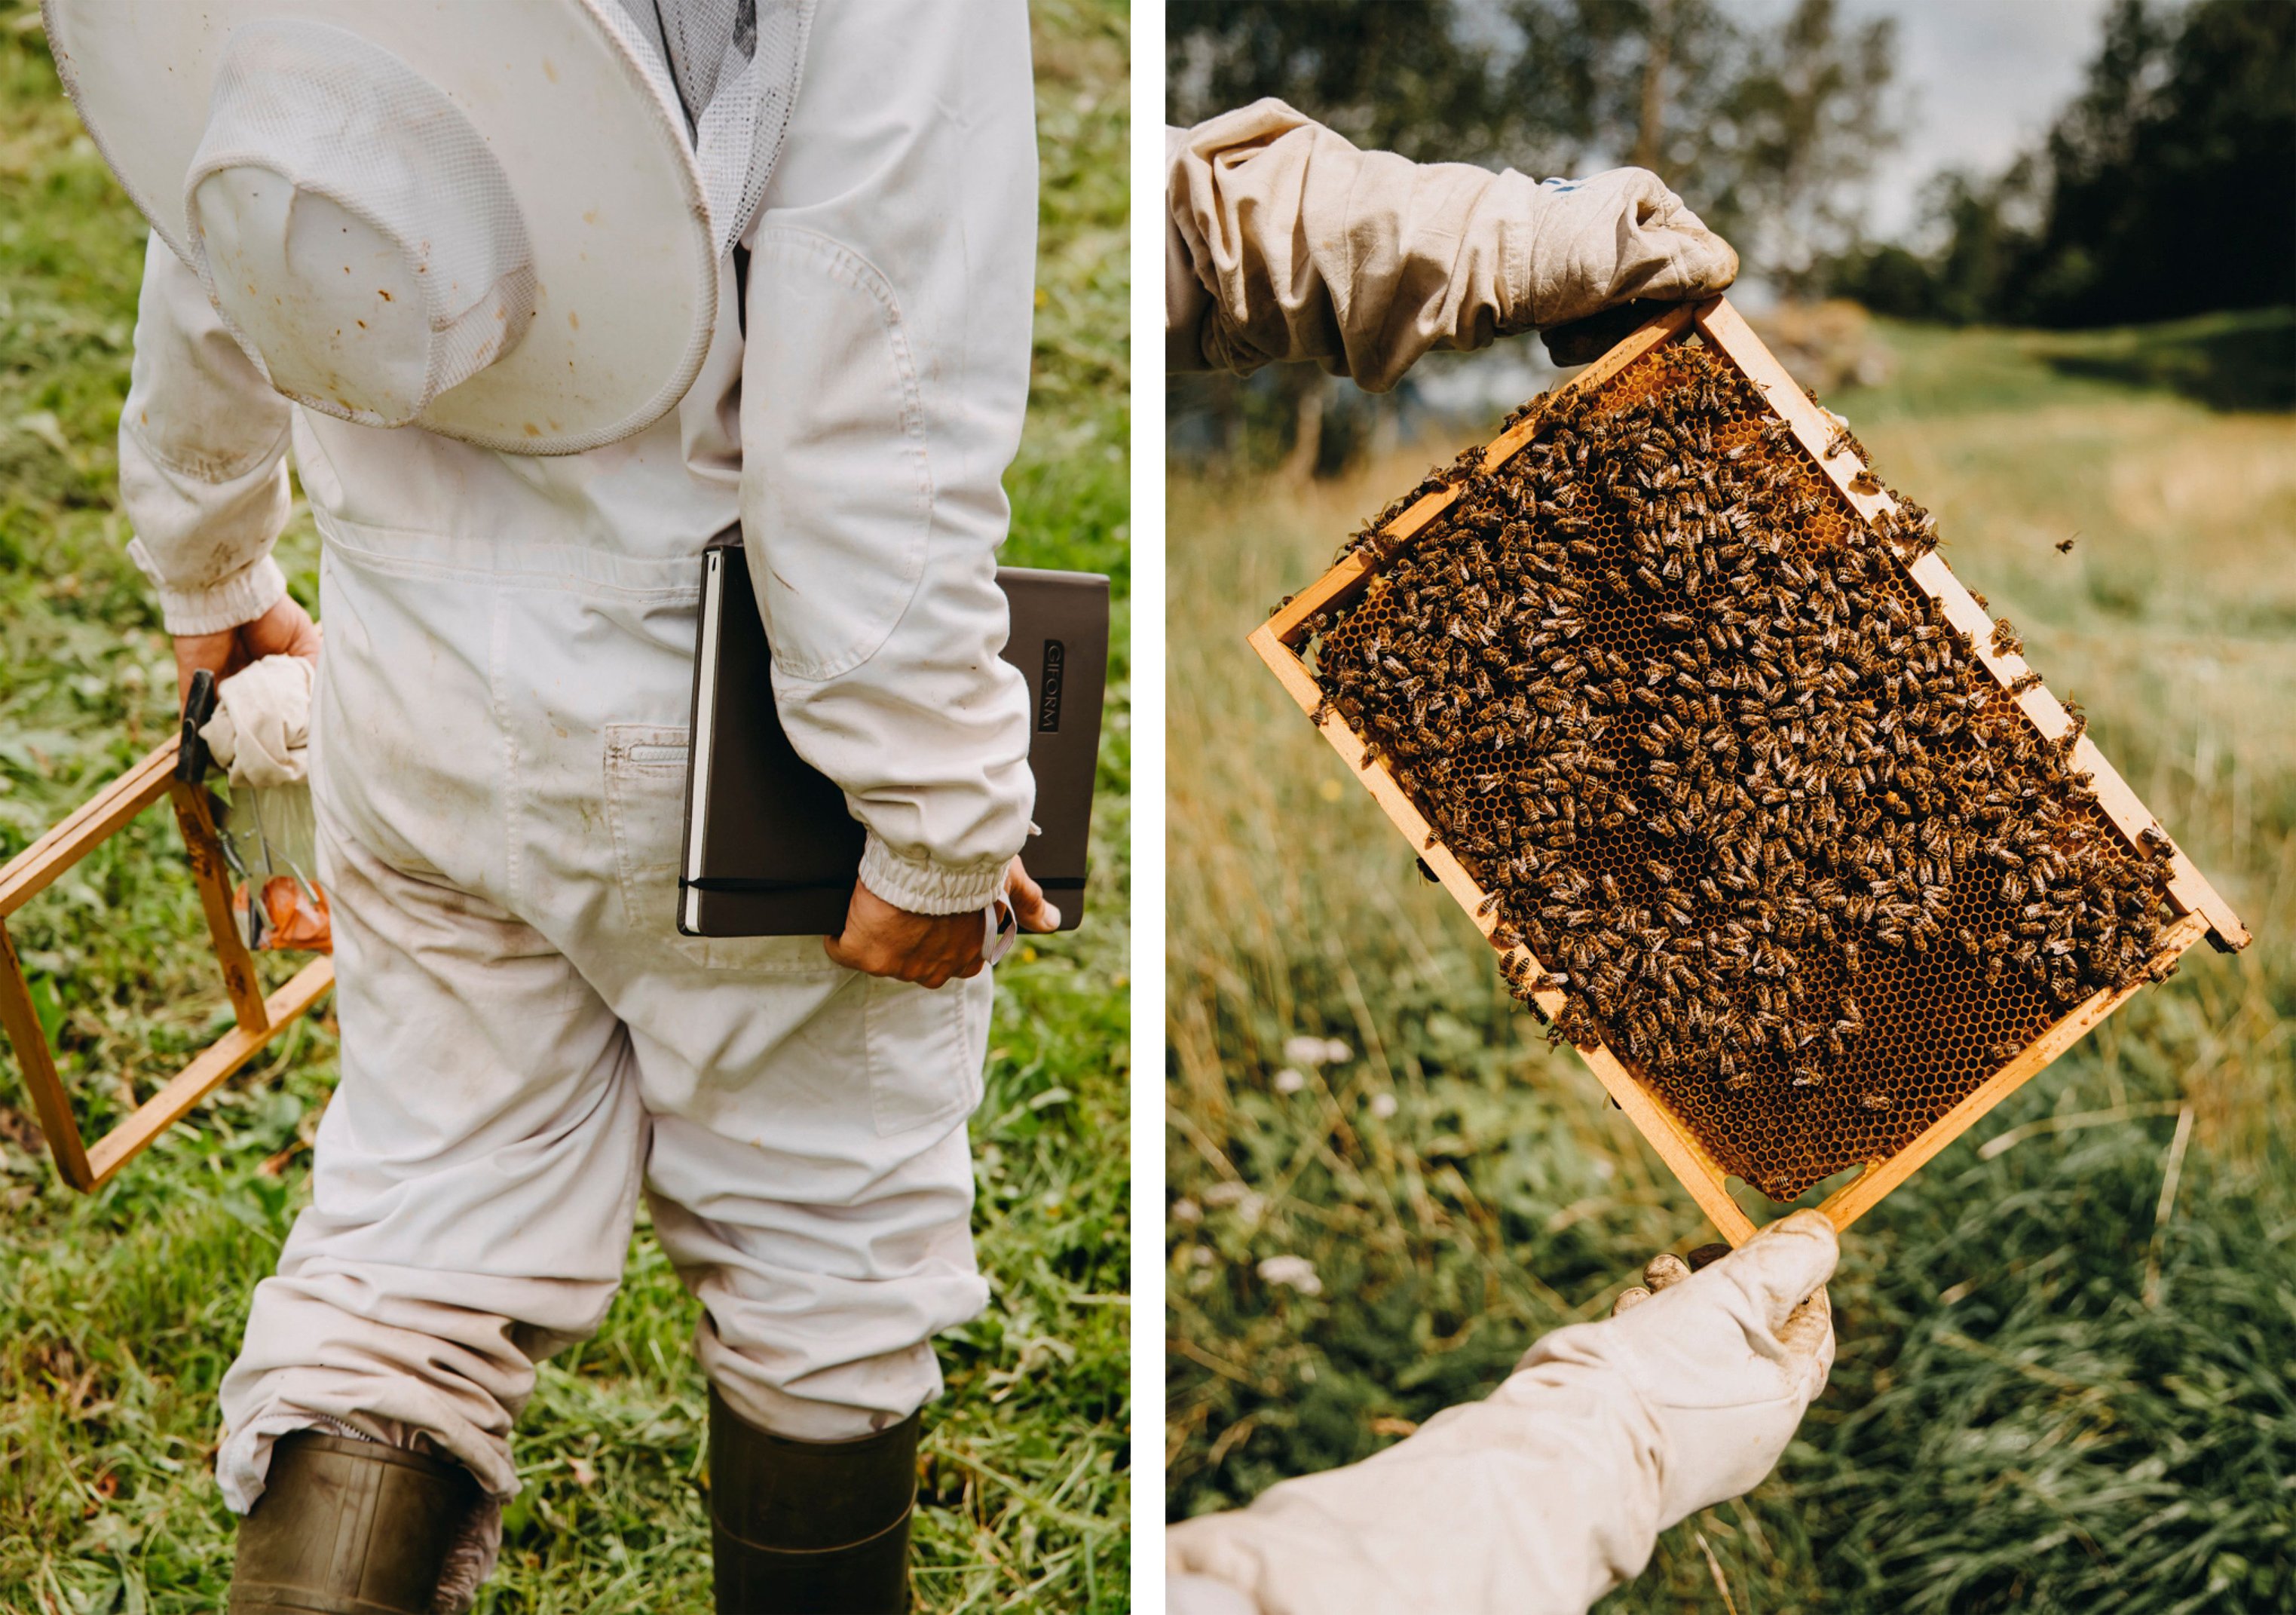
{"left": 1248, "top": 296, "right": 2248, "bottom": 1246}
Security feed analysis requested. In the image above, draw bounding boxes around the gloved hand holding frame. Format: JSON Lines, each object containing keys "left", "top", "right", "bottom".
{"left": 0, "top": 722, "right": 332, "bottom": 1191}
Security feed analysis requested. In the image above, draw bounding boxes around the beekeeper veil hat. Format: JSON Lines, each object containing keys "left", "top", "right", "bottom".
{"left": 41, "top": 0, "right": 811, "bottom": 454}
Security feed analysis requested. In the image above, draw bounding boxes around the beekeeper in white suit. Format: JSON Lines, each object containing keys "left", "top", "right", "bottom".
{"left": 49, "top": 1, "right": 1051, "bottom": 1610}
{"left": 1163, "top": 102, "right": 1841, "bottom": 1615}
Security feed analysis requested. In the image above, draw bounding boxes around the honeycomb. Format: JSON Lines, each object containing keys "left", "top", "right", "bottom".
{"left": 1306, "top": 340, "right": 2175, "bottom": 1201}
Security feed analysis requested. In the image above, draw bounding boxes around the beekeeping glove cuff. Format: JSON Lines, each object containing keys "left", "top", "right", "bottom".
{"left": 1515, "top": 1208, "right": 1838, "bottom": 1531}
{"left": 1166, "top": 99, "right": 1737, "bottom": 392}
{"left": 200, "top": 652, "right": 314, "bottom": 789}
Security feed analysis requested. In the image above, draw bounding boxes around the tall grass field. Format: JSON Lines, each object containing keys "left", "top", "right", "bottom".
{"left": 0, "top": 2, "right": 1129, "bottom": 1610}
{"left": 1168, "top": 313, "right": 2295, "bottom": 1613}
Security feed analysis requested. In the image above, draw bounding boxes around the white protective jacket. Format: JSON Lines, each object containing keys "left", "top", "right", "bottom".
{"left": 1166, "top": 1214, "right": 1838, "bottom": 1615}
{"left": 124, "top": 4, "right": 1039, "bottom": 919}
{"left": 1167, "top": 100, "right": 1739, "bottom": 392}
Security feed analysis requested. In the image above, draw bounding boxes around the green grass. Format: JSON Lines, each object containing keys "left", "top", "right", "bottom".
{"left": 0, "top": 2, "right": 1128, "bottom": 1610}
{"left": 1167, "top": 314, "right": 2296, "bottom": 1613}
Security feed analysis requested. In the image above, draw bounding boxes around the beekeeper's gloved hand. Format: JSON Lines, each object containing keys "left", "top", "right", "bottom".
{"left": 172, "top": 591, "right": 320, "bottom": 709}
{"left": 1166, "top": 99, "right": 1738, "bottom": 392}
{"left": 1541, "top": 1209, "right": 1836, "bottom": 1527}
{"left": 1166, "top": 1210, "right": 1838, "bottom": 1615}
{"left": 200, "top": 652, "right": 314, "bottom": 789}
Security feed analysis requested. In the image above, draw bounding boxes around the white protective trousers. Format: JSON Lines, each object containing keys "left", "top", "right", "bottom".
{"left": 111, "top": 0, "right": 1041, "bottom": 1510}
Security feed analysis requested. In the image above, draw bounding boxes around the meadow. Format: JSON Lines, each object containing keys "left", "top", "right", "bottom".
{"left": 0, "top": 1, "right": 1129, "bottom": 1610}
{"left": 1167, "top": 311, "right": 2295, "bottom": 1613}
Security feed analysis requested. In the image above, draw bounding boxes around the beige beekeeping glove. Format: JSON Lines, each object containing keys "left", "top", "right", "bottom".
{"left": 199, "top": 651, "right": 314, "bottom": 789}
{"left": 1166, "top": 100, "right": 1737, "bottom": 392}
{"left": 1165, "top": 1211, "right": 1837, "bottom": 1615}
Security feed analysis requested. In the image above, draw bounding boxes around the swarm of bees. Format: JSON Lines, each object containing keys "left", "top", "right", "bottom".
{"left": 1300, "top": 344, "right": 2178, "bottom": 1199}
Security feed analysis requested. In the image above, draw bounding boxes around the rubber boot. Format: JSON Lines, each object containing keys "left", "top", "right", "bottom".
{"left": 228, "top": 1431, "right": 479, "bottom": 1613}
{"left": 709, "top": 1386, "right": 920, "bottom": 1614}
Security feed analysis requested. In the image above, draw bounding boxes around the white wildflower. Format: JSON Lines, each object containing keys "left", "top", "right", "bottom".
{"left": 1273, "top": 1068, "right": 1306, "bottom": 1094}
{"left": 1282, "top": 1034, "right": 1331, "bottom": 1068}
{"left": 1322, "top": 1037, "right": 1354, "bottom": 1065}
{"left": 1257, "top": 1255, "right": 1323, "bottom": 1296}
{"left": 1202, "top": 1183, "right": 1266, "bottom": 1221}
{"left": 1170, "top": 1197, "right": 1202, "bottom": 1224}
{"left": 1369, "top": 1092, "right": 1398, "bottom": 1119}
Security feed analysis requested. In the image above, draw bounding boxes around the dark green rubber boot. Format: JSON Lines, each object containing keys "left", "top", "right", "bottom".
{"left": 228, "top": 1431, "right": 479, "bottom": 1613}
{"left": 709, "top": 1387, "right": 920, "bottom": 1614}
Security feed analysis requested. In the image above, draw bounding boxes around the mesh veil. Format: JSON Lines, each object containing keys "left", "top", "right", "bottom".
{"left": 605, "top": 0, "right": 813, "bottom": 259}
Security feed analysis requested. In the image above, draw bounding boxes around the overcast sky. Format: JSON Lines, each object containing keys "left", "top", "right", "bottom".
{"left": 1841, "top": 0, "right": 2119, "bottom": 241}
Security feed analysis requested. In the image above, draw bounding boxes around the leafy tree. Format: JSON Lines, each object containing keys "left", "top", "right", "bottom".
{"left": 2022, "top": 0, "right": 2296, "bottom": 323}
{"left": 1498, "top": 0, "right": 1898, "bottom": 286}
{"left": 1167, "top": 0, "right": 1896, "bottom": 284}
{"left": 1827, "top": 0, "right": 2296, "bottom": 328}
{"left": 1168, "top": 0, "right": 1552, "bottom": 168}
{"left": 1167, "top": 0, "right": 1898, "bottom": 474}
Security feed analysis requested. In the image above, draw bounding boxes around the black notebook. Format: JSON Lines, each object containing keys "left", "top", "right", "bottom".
{"left": 677, "top": 528, "right": 1106, "bottom": 937}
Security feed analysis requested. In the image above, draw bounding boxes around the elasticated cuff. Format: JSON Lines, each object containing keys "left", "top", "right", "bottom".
{"left": 130, "top": 544, "right": 288, "bottom": 636}
{"left": 858, "top": 832, "right": 1009, "bottom": 917}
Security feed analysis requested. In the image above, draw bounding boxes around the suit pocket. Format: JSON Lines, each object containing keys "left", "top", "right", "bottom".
{"left": 602, "top": 722, "right": 836, "bottom": 975}
{"left": 865, "top": 970, "right": 990, "bottom": 1138}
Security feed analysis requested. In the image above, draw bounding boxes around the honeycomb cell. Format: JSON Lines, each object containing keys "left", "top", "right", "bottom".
{"left": 1304, "top": 341, "right": 2177, "bottom": 1201}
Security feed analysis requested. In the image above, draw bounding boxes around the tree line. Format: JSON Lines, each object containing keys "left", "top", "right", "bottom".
{"left": 1826, "top": 0, "right": 2294, "bottom": 328}
{"left": 1169, "top": 0, "right": 2294, "bottom": 328}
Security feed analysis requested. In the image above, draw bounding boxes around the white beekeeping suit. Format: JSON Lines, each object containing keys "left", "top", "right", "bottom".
{"left": 54, "top": 0, "right": 1039, "bottom": 1608}
{"left": 1164, "top": 103, "right": 1829, "bottom": 1615}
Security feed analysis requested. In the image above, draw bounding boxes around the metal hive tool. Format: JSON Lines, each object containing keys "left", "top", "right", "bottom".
{"left": 1248, "top": 297, "right": 2249, "bottom": 1244}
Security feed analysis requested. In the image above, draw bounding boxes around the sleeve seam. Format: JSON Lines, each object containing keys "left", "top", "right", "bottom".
{"left": 745, "top": 224, "right": 933, "bottom": 685}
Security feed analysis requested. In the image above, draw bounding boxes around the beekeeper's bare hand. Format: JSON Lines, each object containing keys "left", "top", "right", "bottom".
{"left": 1003, "top": 857, "right": 1061, "bottom": 934}
{"left": 826, "top": 883, "right": 983, "bottom": 986}
{"left": 1518, "top": 1208, "right": 1838, "bottom": 1528}
{"left": 827, "top": 860, "right": 1055, "bottom": 987}
{"left": 173, "top": 593, "right": 320, "bottom": 708}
